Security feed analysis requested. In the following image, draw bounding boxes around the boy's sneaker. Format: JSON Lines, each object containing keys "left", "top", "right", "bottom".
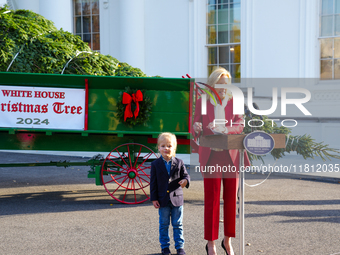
{"left": 177, "top": 248, "right": 186, "bottom": 255}
{"left": 161, "top": 247, "right": 171, "bottom": 255}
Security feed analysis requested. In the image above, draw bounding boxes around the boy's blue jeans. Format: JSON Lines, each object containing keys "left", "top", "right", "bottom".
{"left": 158, "top": 201, "right": 184, "bottom": 250}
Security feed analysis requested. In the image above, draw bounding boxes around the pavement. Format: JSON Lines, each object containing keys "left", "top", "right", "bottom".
{"left": 0, "top": 151, "right": 340, "bottom": 255}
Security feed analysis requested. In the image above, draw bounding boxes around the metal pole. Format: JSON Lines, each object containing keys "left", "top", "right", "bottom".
{"left": 239, "top": 149, "right": 245, "bottom": 255}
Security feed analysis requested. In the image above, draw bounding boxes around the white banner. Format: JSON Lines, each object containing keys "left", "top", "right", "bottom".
{"left": 0, "top": 86, "right": 85, "bottom": 130}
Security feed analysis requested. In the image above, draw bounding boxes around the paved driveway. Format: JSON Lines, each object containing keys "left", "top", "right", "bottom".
{"left": 1, "top": 152, "right": 340, "bottom": 255}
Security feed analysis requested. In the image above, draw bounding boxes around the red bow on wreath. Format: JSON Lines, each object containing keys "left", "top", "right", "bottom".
{"left": 122, "top": 90, "right": 143, "bottom": 121}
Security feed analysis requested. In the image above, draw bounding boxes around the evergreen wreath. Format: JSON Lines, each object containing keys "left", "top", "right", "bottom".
{"left": 116, "top": 87, "right": 152, "bottom": 126}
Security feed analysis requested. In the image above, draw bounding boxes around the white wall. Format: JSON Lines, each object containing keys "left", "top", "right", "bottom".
{"left": 13, "top": 0, "right": 39, "bottom": 13}
{"left": 13, "top": 0, "right": 72, "bottom": 32}
{"left": 143, "top": 0, "right": 190, "bottom": 77}
{"left": 39, "top": 0, "right": 72, "bottom": 32}
{"left": 0, "top": 0, "right": 7, "bottom": 7}
{"left": 242, "top": 0, "right": 319, "bottom": 79}
{"left": 119, "top": 0, "right": 145, "bottom": 72}
{"left": 101, "top": 0, "right": 196, "bottom": 78}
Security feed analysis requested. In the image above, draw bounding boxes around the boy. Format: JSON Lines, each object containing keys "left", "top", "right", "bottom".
{"left": 150, "top": 132, "right": 190, "bottom": 255}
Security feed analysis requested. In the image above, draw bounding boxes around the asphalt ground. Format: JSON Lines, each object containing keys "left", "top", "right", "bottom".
{"left": 1, "top": 152, "right": 340, "bottom": 255}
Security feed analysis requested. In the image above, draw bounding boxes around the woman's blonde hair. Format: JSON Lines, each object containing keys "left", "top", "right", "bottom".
{"left": 207, "top": 67, "right": 232, "bottom": 88}
{"left": 206, "top": 67, "right": 232, "bottom": 101}
{"left": 157, "top": 132, "right": 177, "bottom": 157}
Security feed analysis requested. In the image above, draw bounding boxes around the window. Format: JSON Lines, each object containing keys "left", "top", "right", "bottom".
{"left": 320, "top": 0, "right": 340, "bottom": 79}
{"left": 73, "top": 0, "right": 100, "bottom": 52}
{"left": 207, "top": 0, "right": 241, "bottom": 78}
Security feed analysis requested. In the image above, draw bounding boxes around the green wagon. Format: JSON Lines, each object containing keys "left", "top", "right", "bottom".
{"left": 0, "top": 72, "right": 193, "bottom": 204}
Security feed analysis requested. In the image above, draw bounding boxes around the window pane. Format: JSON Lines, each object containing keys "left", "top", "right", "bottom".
{"left": 74, "top": 17, "right": 82, "bottom": 33}
{"left": 207, "top": 0, "right": 241, "bottom": 79}
{"left": 334, "top": 38, "right": 340, "bottom": 58}
{"left": 322, "top": 0, "right": 334, "bottom": 15}
{"left": 321, "top": 15, "right": 333, "bottom": 36}
{"left": 208, "top": 65, "right": 217, "bottom": 76}
{"left": 335, "top": 14, "right": 340, "bottom": 35}
{"left": 219, "top": 46, "right": 230, "bottom": 64}
{"left": 231, "top": 44, "right": 241, "bottom": 63}
{"left": 92, "top": 0, "right": 99, "bottom": 15}
{"left": 218, "top": 24, "right": 229, "bottom": 43}
{"left": 83, "top": 0, "right": 91, "bottom": 15}
{"left": 83, "top": 33, "right": 92, "bottom": 48}
{"left": 93, "top": 33, "right": 100, "bottom": 50}
{"left": 336, "top": 0, "right": 340, "bottom": 13}
{"left": 220, "top": 64, "right": 230, "bottom": 74}
{"left": 334, "top": 59, "right": 340, "bottom": 78}
{"left": 74, "top": 0, "right": 82, "bottom": 15}
{"left": 208, "top": 47, "right": 218, "bottom": 64}
{"left": 230, "top": 63, "right": 241, "bottom": 79}
{"left": 207, "top": 25, "right": 217, "bottom": 44}
{"left": 83, "top": 16, "right": 91, "bottom": 33}
{"left": 218, "top": 4, "right": 228, "bottom": 24}
{"left": 320, "top": 59, "right": 333, "bottom": 79}
{"left": 207, "top": 5, "right": 217, "bottom": 24}
{"left": 92, "top": 15, "right": 99, "bottom": 32}
{"left": 230, "top": 3, "right": 241, "bottom": 23}
{"left": 230, "top": 23, "right": 240, "bottom": 43}
{"left": 320, "top": 38, "right": 333, "bottom": 58}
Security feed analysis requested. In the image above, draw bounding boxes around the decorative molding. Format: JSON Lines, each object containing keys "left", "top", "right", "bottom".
{"left": 312, "top": 90, "right": 340, "bottom": 101}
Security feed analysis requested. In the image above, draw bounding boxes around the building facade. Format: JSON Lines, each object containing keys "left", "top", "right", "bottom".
{"left": 2, "top": 0, "right": 340, "bottom": 149}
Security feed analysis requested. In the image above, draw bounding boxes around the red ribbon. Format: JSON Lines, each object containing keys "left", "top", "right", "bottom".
{"left": 122, "top": 90, "right": 143, "bottom": 121}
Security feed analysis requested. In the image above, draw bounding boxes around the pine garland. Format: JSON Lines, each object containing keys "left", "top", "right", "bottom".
{"left": 0, "top": 6, "right": 146, "bottom": 77}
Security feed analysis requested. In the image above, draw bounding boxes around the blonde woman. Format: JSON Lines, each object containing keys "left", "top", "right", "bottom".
{"left": 192, "top": 67, "right": 250, "bottom": 255}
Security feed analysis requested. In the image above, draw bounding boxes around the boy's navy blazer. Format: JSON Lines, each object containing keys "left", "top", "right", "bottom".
{"left": 150, "top": 157, "right": 190, "bottom": 207}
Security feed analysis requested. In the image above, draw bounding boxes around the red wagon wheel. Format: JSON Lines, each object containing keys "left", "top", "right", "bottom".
{"left": 101, "top": 143, "right": 158, "bottom": 204}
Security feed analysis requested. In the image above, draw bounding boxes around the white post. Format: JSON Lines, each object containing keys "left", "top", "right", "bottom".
{"left": 239, "top": 149, "right": 245, "bottom": 255}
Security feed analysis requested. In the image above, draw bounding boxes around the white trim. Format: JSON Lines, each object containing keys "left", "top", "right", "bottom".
{"left": 99, "top": 0, "right": 110, "bottom": 55}
{"left": 298, "top": 0, "right": 306, "bottom": 77}
{"left": 189, "top": 0, "right": 194, "bottom": 77}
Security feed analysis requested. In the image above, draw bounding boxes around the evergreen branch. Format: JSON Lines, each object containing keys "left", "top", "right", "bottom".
{"left": 244, "top": 115, "right": 340, "bottom": 163}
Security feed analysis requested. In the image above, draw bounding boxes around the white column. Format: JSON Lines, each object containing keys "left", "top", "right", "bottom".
{"left": 189, "top": 0, "right": 207, "bottom": 78}
{"left": 241, "top": 0, "right": 254, "bottom": 79}
{"left": 39, "top": 0, "right": 72, "bottom": 32}
{"left": 119, "top": 0, "right": 145, "bottom": 72}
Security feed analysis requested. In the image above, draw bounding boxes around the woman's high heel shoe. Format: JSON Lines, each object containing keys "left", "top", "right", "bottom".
{"left": 221, "top": 240, "right": 230, "bottom": 255}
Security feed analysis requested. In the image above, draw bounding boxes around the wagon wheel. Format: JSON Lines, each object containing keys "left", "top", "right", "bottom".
{"left": 101, "top": 143, "right": 158, "bottom": 204}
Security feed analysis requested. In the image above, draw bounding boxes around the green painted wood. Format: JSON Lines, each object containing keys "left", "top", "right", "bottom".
{"left": 0, "top": 72, "right": 192, "bottom": 152}
{"left": 0, "top": 132, "right": 190, "bottom": 153}
{"left": 87, "top": 112, "right": 188, "bottom": 132}
{"left": 0, "top": 72, "right": 191, "bottom": 91}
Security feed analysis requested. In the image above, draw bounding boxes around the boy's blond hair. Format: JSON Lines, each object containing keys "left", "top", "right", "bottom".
{"left": 157, "top": 132, "right": 177, "bottom": 157}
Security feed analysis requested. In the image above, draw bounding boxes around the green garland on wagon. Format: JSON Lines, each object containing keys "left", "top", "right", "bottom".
{"left": 116, "top": 87, "right": 152, "bottom": 126}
